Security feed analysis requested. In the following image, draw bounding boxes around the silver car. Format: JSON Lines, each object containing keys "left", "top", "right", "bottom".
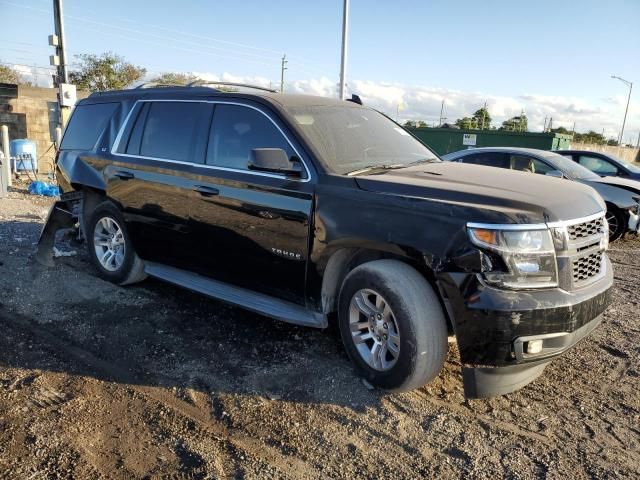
{"left": 442, "top": 147, "right": 640, "bottom": 241}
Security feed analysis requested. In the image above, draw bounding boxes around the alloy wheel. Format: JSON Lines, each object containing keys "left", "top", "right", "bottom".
{"left": 348, "top": 288, "right": 401, "bottom": 371}
{"left": 93, "top": 216, "right": 126, "bottom": 272}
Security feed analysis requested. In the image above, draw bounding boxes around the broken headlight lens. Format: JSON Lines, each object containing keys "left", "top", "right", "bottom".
{"left": 467, "top": 227, "right": 558, "bottom": 289}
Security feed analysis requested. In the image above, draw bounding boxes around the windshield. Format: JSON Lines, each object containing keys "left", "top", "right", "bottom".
{"left": 285, "top": 105, "right": 439, "bottom": 174}
{"left": 610, "top": 155, "right": 640, "bottom": 173}
{"left": 540, "top": 152, "right": 601, "bottom": 180}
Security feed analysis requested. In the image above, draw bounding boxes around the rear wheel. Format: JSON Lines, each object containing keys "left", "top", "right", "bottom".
{"left": 338, "top": 260, "right": 448, "bottom": 392}
{"left": 606, "top": 206, "right": 626, "bottom": 242}
{"left": 87, "top": 201, "right": 146, "bottom": 285}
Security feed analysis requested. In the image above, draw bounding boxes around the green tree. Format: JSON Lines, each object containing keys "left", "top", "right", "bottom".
{"left": 151, "top": 72, "right": 200, "bottom": 85}
{"left": 0, "top": 63, "right": 24, "bottom": 84}
{"left": 69, "top": 52, "right": 146, "bottom": 92}
{"left": 500, "top": 114, "right": 528, "bottom": 132}
{"left": 416, "top": 120, "right": 428, "bottom": 128}
{"left": 550, "top": 126, "right": 571, "bottom": 135}
{"left": 606, "top": 138, "right": 619, "bottom": 146}
{"left": 574, "top": 130, "right": 607, "bottom": 145}
{"left": 403, "top": 120, "right": 417, "bottom": 128}
{"left": 472, "top": 107, "right": 492, "bottom": 130}
{"left": 455, "top": 116, "right": 478, "bottom": 129}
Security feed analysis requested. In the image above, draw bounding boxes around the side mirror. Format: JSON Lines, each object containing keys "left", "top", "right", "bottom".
{"left": 248, "top": 148, "right": 302, "bottom": 177}
{"left": 545, "top": 170, "right": 564, "bottom": 179}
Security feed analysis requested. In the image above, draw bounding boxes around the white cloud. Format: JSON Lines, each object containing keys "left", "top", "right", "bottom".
{"left": 161, "top": 70, "right": 640, "bottom": 143}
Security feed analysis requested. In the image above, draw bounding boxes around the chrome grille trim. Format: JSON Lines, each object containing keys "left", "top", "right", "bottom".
{"left": 549, "top": 211, "right": 607, "bottom": 291}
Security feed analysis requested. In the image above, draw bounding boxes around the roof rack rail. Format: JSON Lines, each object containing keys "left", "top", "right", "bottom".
{"left": 186, "top": 80, "right": 278, "bottom": 93}
{"left": 134, "top": 82, "right": 186, "bottom": 89}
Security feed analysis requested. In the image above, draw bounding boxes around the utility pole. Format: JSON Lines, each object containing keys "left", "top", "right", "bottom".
{"left": 611, "top": 75, "right": 633, "bottom": 145}
{"left": 280, "top": 55, "right": 287, "bottom": 93}
{"left": 543, "top": 116, "right": 548, "bottom": 132}
{"left": 52, "top": 0, "right": 68, "bottom": 84}
{"left": 571, "top": 121, "right": 576, "bottom": 136}
{"left": 339, "top": 0, "right": 350, "bottom": 100}
{"left": 438, "top": 99, "right": 445, "bottom": 127}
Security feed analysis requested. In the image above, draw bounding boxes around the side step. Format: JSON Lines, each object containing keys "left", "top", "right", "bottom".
{"left": 144, "top": 262, "right": 327, "bottom": 329}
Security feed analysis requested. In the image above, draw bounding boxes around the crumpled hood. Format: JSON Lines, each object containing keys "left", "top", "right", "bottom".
{"left": 354, "top": 162, "right": 605, "bottom": 224}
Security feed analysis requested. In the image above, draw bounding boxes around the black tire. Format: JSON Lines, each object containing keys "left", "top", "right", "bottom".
{"left": 87, "top": 201, "right": 147, "bottom": 285}
{"left": 606, "top": 206, "right": 626, "bottom": 242}
{"left": 338, "top": 259, "right": 448, "bottom": 392}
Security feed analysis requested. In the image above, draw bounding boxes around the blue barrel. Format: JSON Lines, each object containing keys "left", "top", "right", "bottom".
{"left": 10, "top": 139, "right": 38, "bottom": 172}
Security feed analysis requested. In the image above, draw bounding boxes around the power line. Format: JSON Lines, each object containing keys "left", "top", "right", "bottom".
{"left": 2, "top": 0, "right": 331, "bottom": 80}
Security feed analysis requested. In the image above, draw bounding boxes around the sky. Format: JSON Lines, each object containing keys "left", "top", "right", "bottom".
{"left": 1, "top": 0, "right": 639, "bottom": 143}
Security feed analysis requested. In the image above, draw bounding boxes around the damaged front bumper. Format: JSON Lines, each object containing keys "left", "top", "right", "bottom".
{"left": 438, "top": 255, "right": 613, "bottom": 398}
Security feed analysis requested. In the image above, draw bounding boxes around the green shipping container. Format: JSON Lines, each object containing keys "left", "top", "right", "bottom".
{"left": 405, "top": 127, "right": 572, "bottom": 156}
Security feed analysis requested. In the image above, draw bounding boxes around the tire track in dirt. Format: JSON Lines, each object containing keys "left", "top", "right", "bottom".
{"left": 0, "top": 307, "right": 323, "bottom": 479}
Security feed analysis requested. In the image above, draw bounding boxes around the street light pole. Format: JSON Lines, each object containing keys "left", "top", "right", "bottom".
{"left": 611, "top": 75, "right": 633, "bottom": 145}
{"left": 339, "top": 0, "right": 349, "bottom": 100}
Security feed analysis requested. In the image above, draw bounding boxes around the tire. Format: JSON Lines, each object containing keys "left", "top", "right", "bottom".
{"left": 606, "top": 206, "right": 626, "bottom": 242}
{"left": 338, "top": 259, "right": 448, "bottom": 392}
{"left": 87, "top": 201, "right": 147, "bottom": 285}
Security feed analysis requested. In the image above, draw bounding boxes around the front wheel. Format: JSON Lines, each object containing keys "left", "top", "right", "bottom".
{"left": 87, "top": 201, "right": 147, "bottom": 285}
{"left": 606, "top": 206, "right": 626, "bottom": 242}
{"left": 338, "top": 260, "right": 448, "bottom": 392}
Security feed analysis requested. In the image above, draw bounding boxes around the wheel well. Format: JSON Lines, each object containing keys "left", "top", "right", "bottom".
{"left": 320, "top": 248, "right": 453, "bottom": 332}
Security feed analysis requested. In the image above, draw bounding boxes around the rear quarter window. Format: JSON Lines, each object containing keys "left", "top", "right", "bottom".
{"left": 60, "top": 102, "right": 120, "bottom": 150}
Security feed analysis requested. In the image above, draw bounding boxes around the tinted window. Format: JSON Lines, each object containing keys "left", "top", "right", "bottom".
{"left": 510, "top": 154, "right": 535, "bottom": 172}
{"left": 61, "top": 102, "right": 119, "bottom": 150}
{"left": 125, "top": 103, "right": 150, "bottom": 155}
{"left": 462, "top": 152, "right": 509, "bottom": 168}
{"left": 531, "top": 159, "right": 554, "bottom": 174}
{"left": 140, "top": 102, "right": 211, "bottom": 162}
{"left": 578, "top": 155, "right": 619, "bottom": 175}
{"left": 207, "top": 104, "right": 294, "bottom": 171}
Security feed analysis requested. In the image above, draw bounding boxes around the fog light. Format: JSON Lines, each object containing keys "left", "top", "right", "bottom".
{"left": 525, "top": 340, "right": 543, "bottom": 354}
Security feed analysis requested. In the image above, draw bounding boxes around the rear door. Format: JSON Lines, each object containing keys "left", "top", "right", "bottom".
{"left": 187, "top": 102, "right": 314, "bottom": 305}
{"left": 109, "top": 100, "right": 213, "bottom": 267}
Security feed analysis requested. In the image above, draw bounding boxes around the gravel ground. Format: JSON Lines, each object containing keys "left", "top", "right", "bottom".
{"left": 0, "top": 188, "right": 638, "bottom": 479}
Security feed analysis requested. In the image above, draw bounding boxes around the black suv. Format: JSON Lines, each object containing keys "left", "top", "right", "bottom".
{"left": 40, "top": 84, "right": 613, "bottom": 398}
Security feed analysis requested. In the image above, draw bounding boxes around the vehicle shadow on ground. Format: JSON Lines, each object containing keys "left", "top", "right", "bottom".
{"left": 0, "top": 244, "right": 435, "bottom": 411}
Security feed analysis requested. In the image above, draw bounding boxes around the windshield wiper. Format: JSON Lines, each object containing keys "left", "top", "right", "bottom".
{"left": 347, "top": 164, "right": 405, "bottom": 176}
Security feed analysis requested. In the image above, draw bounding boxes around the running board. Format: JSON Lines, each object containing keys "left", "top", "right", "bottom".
{"left": 144, "top": 262, "right": 327, "bottom": 329}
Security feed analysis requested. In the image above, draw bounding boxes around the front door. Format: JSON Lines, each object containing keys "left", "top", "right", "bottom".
{"left": 188, "top": 102, "right": 314, "bottom": 305}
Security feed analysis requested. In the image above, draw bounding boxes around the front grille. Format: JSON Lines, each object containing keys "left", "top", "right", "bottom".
{"left": 572, "top": 251, "right": 603, "bottom": 284}
{"left": 567, "top": 217, "right": 605, "bottom": 240}
{"left": 553, "top": 213, "right": 607, "bottom": 290}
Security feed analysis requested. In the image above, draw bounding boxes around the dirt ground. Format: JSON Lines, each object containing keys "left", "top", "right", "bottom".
{"left": 0, "top": 188, "right": 638, "bottom": 479}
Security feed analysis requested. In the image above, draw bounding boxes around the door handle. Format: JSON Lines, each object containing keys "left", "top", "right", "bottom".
{"left": 114, "top": 170, "right": 134, "bottom": 180}
{"left": 194, "top": 185, "right": 220, "bottom": 197}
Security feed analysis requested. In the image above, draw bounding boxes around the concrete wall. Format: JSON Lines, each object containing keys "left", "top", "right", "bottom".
{"left": 0, "top": 85, "right": 88, "bottom": 174}
{"left": 568, "top": 142, "right": 640, "bottom": 164}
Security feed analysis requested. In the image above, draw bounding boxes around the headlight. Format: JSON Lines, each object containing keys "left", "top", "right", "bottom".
{"left": 467, "top": 226, "right": 558, "bottom": 289}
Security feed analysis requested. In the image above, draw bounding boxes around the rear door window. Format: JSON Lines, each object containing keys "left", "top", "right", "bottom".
{"left": 139, "top": 101, "right": 212, "bottom": 163}
{"left": 206, "top": 104, "right": 296, "bottom": 172}
{"left": 61, "top": 102, "right": 120, "bottom": 150}
{"left": 461, "top": 152, "right": 509, "bottom": 169}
